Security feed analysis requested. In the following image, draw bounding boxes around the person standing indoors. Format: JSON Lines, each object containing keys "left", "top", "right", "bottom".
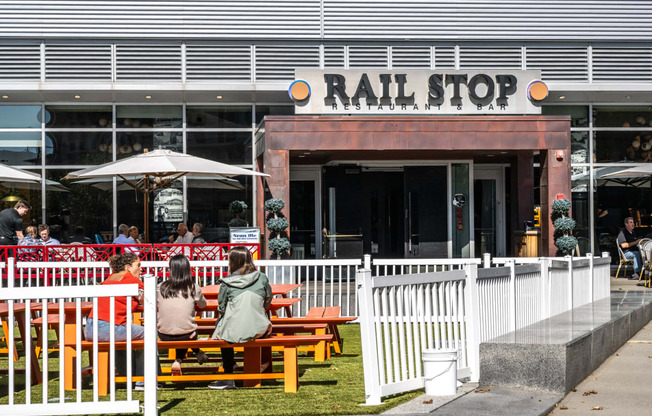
{"left": 38, "top": 224, "right": 60, "bottom": 246}
{"left": 0, "top": 200, "right": 30, "bottom": 245}
{"left": 169, "top": 223, "right": 193, "bottom": 244}
{"left": 191, "top": 223, "right": 207, "bottom": 244}
{"left": 209, "top": 246, "right": 272, "bottom": 389}
{"left": 617, "top": 216, "right": 643, "bottom": 280}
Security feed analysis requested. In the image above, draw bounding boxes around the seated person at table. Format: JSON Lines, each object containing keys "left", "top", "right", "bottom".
{"left": 617, "top": 216, "right": 643, "bottom": 280}
{"left": 191, "top": 222, "right": 206, "bottom": 244}
{"left": 18, "top": 225, "right": 38, "bottom": 246}
{"left": 209, "top": 246, "right": 272, "bottom": 390}
{"left": 38, "top": 223, "right": 60, "bottom": 246}
{"left": 113, "top": 223, "right": 135, "bottom": 245}
{"left": 157, "top": 254, "right": 209, "bottom": 375}
{"left": 169, "top": 223, "right": 193, "bottom": 244}
{"left": 84, "top": 253, "right": 147, "bottom": 388}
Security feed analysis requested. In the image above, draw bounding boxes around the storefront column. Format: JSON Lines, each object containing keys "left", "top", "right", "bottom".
{"left": 256, "top": 149, "right": 290, "bottom": 259}
{"left": 540, "top": 148, "right": 571, "bottom": 256}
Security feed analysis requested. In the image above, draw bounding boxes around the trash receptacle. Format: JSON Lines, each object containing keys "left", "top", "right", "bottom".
{"left": 422, "top": 348, "right": 458, "bottom": 396}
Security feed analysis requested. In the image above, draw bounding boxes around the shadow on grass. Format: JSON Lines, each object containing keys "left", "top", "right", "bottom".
{"left": 158, "top": 398, "right": 185, "bottom": 412}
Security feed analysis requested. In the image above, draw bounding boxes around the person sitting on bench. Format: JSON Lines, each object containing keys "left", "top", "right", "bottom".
{"left": 84, "top": 253, "right": 148, "bottom": 389}
{"left": 209, "top": 246, "right": 273, "bottom": 390}
{"left": 157, "top": 254, "right": 209, "bottom": 375}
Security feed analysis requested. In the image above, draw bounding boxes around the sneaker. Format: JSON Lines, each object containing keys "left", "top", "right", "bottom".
{"left": 171, "top": 361, "right": 182, "bottom": 376}
{"left": 134, "top": 382, "right": 162, "bottom": 391}
{"left": 629, "top": 273, "right": 640, "bottom": 280}
{"left": 196, "top": 350, "right": 209, "bottom": 365}
{"left": 208, "top": 380, "right": 236, "bottom": 390}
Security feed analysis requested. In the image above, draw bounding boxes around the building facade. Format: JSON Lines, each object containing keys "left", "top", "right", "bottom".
{"left": 0, "top": 1, "right": 651, "bottom": 258}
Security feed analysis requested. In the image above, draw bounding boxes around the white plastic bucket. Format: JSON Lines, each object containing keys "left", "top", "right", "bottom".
{"left": 422, "top": 348, "right": 458, "bottom": 396}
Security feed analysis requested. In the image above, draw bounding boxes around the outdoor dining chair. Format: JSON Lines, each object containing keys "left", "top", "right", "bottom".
{"left": 615, "top": 243, "right": 635, "bottom": 279}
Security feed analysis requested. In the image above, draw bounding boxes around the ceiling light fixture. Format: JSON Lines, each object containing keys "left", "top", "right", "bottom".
{"left": 74, "top": 95, "right": 81, "bottom": 99}
{"left": 145, "top": 95, "right": 152, "bottom": 99}
{"left": 558, "top": 95, "right": 565, "bottom": 100}
{"left": 1, "top": 95, "right": 8, "bottom": 99}
{"left": 216, "top": 95, "right": 223, "bottom": 99}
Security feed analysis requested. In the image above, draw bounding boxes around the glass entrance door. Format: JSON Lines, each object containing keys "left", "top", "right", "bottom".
{"left": 474, "top": 166, "right": 506, "bottom": 257}
{"left": 289, "top": 167, "right": 321, "bottom": 259}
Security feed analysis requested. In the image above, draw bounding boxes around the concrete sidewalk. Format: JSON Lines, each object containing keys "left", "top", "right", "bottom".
{"left": 377, "top": 276, "right": 651, "bottom": 416}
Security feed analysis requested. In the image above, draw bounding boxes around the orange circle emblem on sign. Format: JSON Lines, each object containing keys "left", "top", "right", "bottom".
{"left": 289, "top": 80, "right": 311, "bottom": 101}
{"left": 527, "top": 80, "right": 549, "bottom": 101}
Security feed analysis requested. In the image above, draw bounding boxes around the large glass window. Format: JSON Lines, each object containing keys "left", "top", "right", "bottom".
{"left": 46, "top": 132, "right": 113, "bottom": 165}
{"left": 0, "top": 168, "right": 41, "bottom": 228}
{"left": 255, "top": 105, "right": 294, "bottom": 125}
{"left": 186, "top": 132, "right": 252, "bottom": 164}
{"left": 593, "top": 130, "right": 651, "bottom": 163}
{"left": 542, "top": 106, "right": 589, "bottom": 128}
{"left": 0, "top": 131, "right": 47, "bottom": 165}
{"left": 187, "top": 106, "right": 252, "bottom": 128}
{"left": 187, "top": 176, "right": 253, "bottom": 242}
{"left": 0, "top": 105, "right": 42, "bottom": 128}
{"left": 45, "top": 105, "right": 112, "bottom": 128}
{"left": 116, "top": 131, "right": 183, "bottom": 158}
{"left": 46, "top": 169, "right": 112, "bottom": 243}
{"left": 593, "top": 106, "right": 652, "bottom": 128}
{"left": 116, "top": 105, "right": 182, "bottom": 128}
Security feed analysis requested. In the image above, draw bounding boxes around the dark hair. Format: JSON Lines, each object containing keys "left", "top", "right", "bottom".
{"left": 108, "top": 253, "right": 139, "bottom": 273}
{"left": 228, "top": 246, "right": 257, "bottom": 275}
{"left": 14, "top": 200, "right": 31, "bottom": 210}
{"left": 159, "top": 254, "right": 195, "bottom": 299}
{"left": 37, "top": 224, "right": 50, "bottom": 233}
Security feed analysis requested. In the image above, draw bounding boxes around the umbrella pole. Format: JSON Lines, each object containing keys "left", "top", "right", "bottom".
{"left": 144, "top": 177, "right": 150, "bottom": 243}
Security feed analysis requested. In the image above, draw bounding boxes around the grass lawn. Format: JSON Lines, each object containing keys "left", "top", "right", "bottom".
{"left": 1, "top": 324, "right": 421, "bottom": 415}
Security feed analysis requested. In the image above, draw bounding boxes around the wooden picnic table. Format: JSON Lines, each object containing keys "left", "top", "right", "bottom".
{"left": 200, "top": 283, "right": 301, "bottom": 299}
{"left": 0, "top": 302, "right": 43, "bottom": 385}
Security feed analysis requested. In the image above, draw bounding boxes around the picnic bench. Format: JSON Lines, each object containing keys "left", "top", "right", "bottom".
{"left": 63, "top": 334, "right": 333, "bottom": 395}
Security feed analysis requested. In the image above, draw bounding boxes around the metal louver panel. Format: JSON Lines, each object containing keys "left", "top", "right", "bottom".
{"left": 593, "top": 47, "right": 652, "bottom": 81}
{"left": 255, "top": 45, "right": 320, "bottom": 81}
{"left": 0, "top": 1, "right": 321, "bottom": 39}
{"left": 391, "top": 46, "right": 430, "bottom": 69}
{"left": 186, "top": 44, "right": 251, "bottom": 81}
{"left": 45, "top": 44, "right": 112, "bottom": 80}
{"left": 526, "top": 47, "right": 588, "bottom": 81}
{"left": 460, "top": 46, "right": 521, "bottom": 70}
{"left": 323, "top": 1, "right": 652, "bottom": 41}
{"left": 433, "top": 46, "right": 456, "bottom": 69}
{"left": 0, "top": 43, "right": 40, "bottom": 80}
{"left": 348, "top": 45, "right": 388, "bottom": 68}
{"left": 116, "top": 44, "right": 181, "bottom": 81}
{"left": 324, "top": 45, "right": 345, "bottom": 68}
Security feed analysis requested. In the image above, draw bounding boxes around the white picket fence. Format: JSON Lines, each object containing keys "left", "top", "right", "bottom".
{"left": 0, "top": 258, "right": 159, "bottom": 416}
{"left": 357, "top": 254, "right": 612, "bottom": 405}
{"left": 1, "top": 254, "right": 612, "bottom": 413}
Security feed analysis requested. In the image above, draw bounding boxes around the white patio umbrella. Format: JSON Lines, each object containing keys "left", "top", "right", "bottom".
{"left": 601, "top": 164, "right": 652, "bottom": 179}
{"left": 0, "top": 178, "right": 69, "bottom": 193}
{"left": 64, "top": 148, "right": 268, "bottom": 242}
{"left": 75, "top": 176, "right": 245, "bottom": 192}
{"left": 0, "top": 163, "right": 41, "bottom": 182}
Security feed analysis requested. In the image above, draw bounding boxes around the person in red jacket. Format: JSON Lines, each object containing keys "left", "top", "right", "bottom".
{"left": 84, "top": 253, "right": 146, "bottom": 388}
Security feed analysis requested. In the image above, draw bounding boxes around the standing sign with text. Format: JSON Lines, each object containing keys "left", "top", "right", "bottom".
{"left": 229, "top": 227, "right": 261, "bottom": 244}
{"left": 292, "top": 69, "right": 547, "bottom": 115}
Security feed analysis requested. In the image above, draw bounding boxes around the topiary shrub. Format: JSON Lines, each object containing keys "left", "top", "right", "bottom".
{"left": 264, "top": 198, "right": 289, "bottom": 259}
{"left": 551, "top": 198, "right": 578, "bottom": 256}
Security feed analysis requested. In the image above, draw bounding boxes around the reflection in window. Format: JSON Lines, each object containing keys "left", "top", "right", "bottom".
{"left": 570, "top": 131, "right": 589, "bottom": 164}
{"left": 186, "top": 132, "right": 252, "bottom": 164}
{"left": 255, "top": 105, "right": 294, "bottom": 125}
{"left": 46, "top": 132, "right": 113, "bottom": 165}
{"left": 46, "top": 169, "right": 112, "bottom": 243}
{"left": 571, "top": 167, "right": 590, "bottom": 255}
{"left": 187, "top": 176, "right": 252, "bottom": 242}
{"left": 0, "top": 132, "right": 49, "bottom": 165}
{"left": 593, "top": 106, "right": 652, "bottom": 128}
{"left": 0, "top": 105, "right": 42, "bottom": 128}
{"left": 542, "top": 106, "right": 589, "bottom": 127}
{"left": 116, "top": 105, "right": 182, "bottom": 128}
{"left": 594, "top": 131, "right": 652, "bottom": 163}
{"left": 115, "top": 131, "right": 183, "bottom": 159}
{"left": 187, "top": 106, "right": 252, "bottom": 128}
{"left": 45, "top": 105, "right": 112, "bottom": 128}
